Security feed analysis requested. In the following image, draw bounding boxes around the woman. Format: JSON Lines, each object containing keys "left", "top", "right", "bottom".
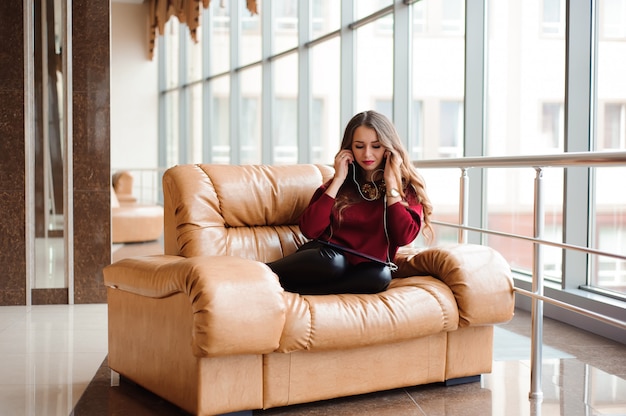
{"left": 268, "top": 110, "right": 433, "bottom": 295}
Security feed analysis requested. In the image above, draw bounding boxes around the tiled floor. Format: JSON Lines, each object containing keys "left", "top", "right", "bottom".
{"left": 1, "top": 241, "right": 624, "bottom": 416}
{"left": 0, "top": 303, "right": 108, "bottom": 415}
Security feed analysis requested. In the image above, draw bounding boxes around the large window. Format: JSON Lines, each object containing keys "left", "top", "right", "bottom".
{"left": 158, "top": 0, "right": 626, "bottom": 329}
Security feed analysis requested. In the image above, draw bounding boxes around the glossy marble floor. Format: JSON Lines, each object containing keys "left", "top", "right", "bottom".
{"left": 0, "top": 243, "right": 624, "bottom": 416}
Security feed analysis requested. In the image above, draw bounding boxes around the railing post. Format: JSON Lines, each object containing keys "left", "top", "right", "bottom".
{"left": 458, "top": 168, "right": 469, "bottom": 244}
{"left": 530, "top": 167, "right": 545, "bottom": 400}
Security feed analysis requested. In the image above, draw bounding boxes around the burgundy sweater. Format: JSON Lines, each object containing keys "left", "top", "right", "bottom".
{"left": 299, "top": 183, "right": 423, "bottom": 265}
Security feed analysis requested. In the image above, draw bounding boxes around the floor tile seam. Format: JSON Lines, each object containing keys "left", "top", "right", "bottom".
{"left": 401, "top": 387, "right": 428, "bottom": 415}
{"left": 0, "top": 319, "right": 29, "bottom": 333}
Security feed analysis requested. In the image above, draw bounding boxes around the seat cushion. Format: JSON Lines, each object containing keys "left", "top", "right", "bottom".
{"left": 276, "top": 275, "right": 459, "bottom": 353}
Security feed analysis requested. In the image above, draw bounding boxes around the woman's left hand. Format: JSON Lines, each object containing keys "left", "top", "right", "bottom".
{"left": 383, "top": 150, "right": 402, "bottom": 188}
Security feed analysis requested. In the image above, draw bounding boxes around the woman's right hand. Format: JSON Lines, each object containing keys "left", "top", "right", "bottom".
{"left": 333, "top": 150, "right": 353, "bottom": 181}
{"left": 326, "top": 150, "right": 353, "bottom": 198}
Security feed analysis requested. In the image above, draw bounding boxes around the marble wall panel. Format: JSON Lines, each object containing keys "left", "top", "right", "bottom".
{"left": 0, "top": 3, "right": 27, "bottom": 306}
{"left": 0, "top": 191, "right": 27, "bottom": 305}
{"left": 73, "top": 190, "right": 110, "bottom": 303}
{"left": 72, "top": 0, "right": 111, "bottom": 304}
{"left": 32, "top": 288, "right": 69, "bottom": 305}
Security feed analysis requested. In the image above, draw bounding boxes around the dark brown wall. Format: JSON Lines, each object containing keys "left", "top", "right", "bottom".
{"left": 0, "top": 1, "right": 111, "bottom": 305}
{"left": 72, "top": 0, "right": 111, "bottom": 303}
{"left": 0, "top": 2, "right": 27, "bottom": 305}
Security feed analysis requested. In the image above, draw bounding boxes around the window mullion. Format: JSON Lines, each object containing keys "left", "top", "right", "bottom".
{"left": 340, "top": 0, "right": 355, "bottom": 131}
{"left": 179, "top": 24, "right": 188, "bottom": 165}
{"left": 261, "top": 0, "right": 273, "bottom": 164}
{"left": 230, "top": 0, "right": 241, "bottom": 164}
{"left": 298, "top": 1, "right": 311, "bottom": 163}
{"left": 562, "top": 0, "right": 594, "bottom": 290}
{"left": 202, "top": 9, "right": 213, "bottom": 163}
{"left": 393, "top": 0, "right": 411, "bottom": 144}
{"left": 464, "top": 0, "right": 487, "bottom": 244}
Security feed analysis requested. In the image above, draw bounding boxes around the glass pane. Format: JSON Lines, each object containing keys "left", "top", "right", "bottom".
{"left": 189, "top": 83, "right": 203, "bottom": 164}
{"left": 188, "top": 24, "right": 203, "bottom": 82}
{"left": 312, "top": 0, "right": 340, "bottom": 39}
{"left": 591, "top": 0, "right": 626, "bottom": 296}
{"left": 600, "top": 104, "right": 626, "bottom": 149}
{"left": 164, "top": 91, "right": 179, "bottom": 167}
{"left": 273, "top": 54, "right": 298, "bottom": 164}
{"left": 542, "top": 0, "right": 565, "bottom": 35}
{"left": 355, "top": 0, "right": 393, "bottom": 20}
{"left": 486, "top": 0, "right": 565, "bottom": 156}
{"left": 240, "top": 66, "right": 262, "bottom": 164}
{"left": 273, "top": 0, "right": 298, "bottom": 54}
{"left": 600, "top": 0, "right": 626, "bottom": 39}
{"left": 211, "top": 76, "right": 230, "bottom": 164}
{"left": 241, "top": 0, "right": 262, "bottom": 66}
{"left": 591, "top": 168, "right": 626, "bottom": 295}
{"left": 414, "top": 169, "right": 460, "bottom": 248}
{"left": 412, "top": 0, "right": 465, "bottom": 159}
{"left": 439, "top": 101, "right": 463, "bottom": 157}
{"left": 409, "top": 100, "right": 424, "bottom": 161}
{"left": 355, "top": 17, "right": 393, "bottom": 115}
{"left": 486, "top": 167, "right": 564, "bottom": 282}
{"left": 311, "top": 37, "right": 340, "bottom": 164}
{"left": 442, "top": 0, "right": 464, "bottom": 34}
{"left": 165, "top": 19, "right": 180, "bottom": 88}
{"left": 210, "top": 3, "right": 230, "bottom": 74}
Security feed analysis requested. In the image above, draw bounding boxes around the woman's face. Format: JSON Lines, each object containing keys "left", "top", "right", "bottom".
{"left": 351, "top": 126, "right": 386, "bottom": 179}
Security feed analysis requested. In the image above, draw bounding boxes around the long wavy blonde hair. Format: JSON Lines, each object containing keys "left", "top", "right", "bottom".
{"left": 335, "top": 110, "right": 434, "bottom": 242}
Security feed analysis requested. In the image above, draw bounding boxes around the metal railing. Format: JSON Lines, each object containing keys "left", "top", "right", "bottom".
{"left": 413, "top": 150, "right": 626, "bottom": 400}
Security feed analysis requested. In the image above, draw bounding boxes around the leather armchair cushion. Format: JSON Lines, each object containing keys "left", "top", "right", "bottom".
{"left": 104, "top": 255, "right": 287, "bottom": 357}
{"left": 162, "top": 164, "right": 334, "bottom": 260}
{"left": 395, "top": 244, "right": 515, "bottom": 327}
{"left": 277, "top": 275, "right": 459, "bottom": 353}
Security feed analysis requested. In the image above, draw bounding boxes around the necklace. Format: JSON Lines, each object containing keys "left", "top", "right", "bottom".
{"left": 353, "top": 167, "right": 385, "bottom": 201}
{"left": 360, "top": 182, "right": 381, "bottom": 200}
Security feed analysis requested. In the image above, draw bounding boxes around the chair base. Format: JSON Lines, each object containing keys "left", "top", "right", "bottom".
{"left": 443, "top": 374, "right": 481, "bottom": 386}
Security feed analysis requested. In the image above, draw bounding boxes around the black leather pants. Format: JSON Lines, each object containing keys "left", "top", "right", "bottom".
{"left": 267, "top": 241, "right": 391, "bottom": 295}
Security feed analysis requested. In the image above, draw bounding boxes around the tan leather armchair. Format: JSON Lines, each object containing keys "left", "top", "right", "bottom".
{"left": 103, "top": 164, "right": 515, "bottom": 416}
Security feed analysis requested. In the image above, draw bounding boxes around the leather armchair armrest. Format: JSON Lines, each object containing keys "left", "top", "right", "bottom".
{"left": 394, "top": 244, "right": 515, "bottom": 327}
{"left": 104, "top": 255, "right": 286, "bottom": 357}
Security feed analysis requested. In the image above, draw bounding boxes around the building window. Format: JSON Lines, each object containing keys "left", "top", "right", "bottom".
{"left": 602, "top": 103, "right": 626, "bottom": 150}
{"left": 439, "top": 101, "right": 463, "bottom": 158}
{"left": 542, "top": 0, "right": 565, "bottom": 36}
{"left": 594, "top": 226, "right": 626, "bottom": 293}
{"left": 412, "top": 1, "right": 427, "bottom": 34}
{"left": 411, "top": 100, "right": 424, "bottom": 161}
{"left": 601, "top": 0, "right": 626, "bottom": 39}
{"left": 541, "top": 102, "right": 564, "bottom": 149}
{"left": 442, "top": 0, "right": 464, "bottom": 34}
{"left": 274, "top": 0, "right": 298, "bottom": 32}
{"left": 273, "top": 97, "right": 298, "bottom": 164}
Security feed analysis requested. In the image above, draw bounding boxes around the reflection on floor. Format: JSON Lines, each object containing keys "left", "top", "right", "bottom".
{"left": 1, "top": 241, "right": 624, "bottom": 416}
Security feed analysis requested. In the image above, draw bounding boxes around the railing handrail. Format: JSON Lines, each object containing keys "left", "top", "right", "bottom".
{"left": 413, "top": 150, "right": 626, "bottom": 169}
{"left": 432, "top": 220, "right": 626, "bottom": 262}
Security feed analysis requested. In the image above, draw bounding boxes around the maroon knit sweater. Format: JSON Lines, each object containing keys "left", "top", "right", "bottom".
{"left": 299, "top": 183, "right": 423, "bottom": 265}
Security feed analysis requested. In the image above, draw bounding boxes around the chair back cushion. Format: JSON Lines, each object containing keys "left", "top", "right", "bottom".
{"left": 162, "top": 164, "right": 334, "bottom": 261}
